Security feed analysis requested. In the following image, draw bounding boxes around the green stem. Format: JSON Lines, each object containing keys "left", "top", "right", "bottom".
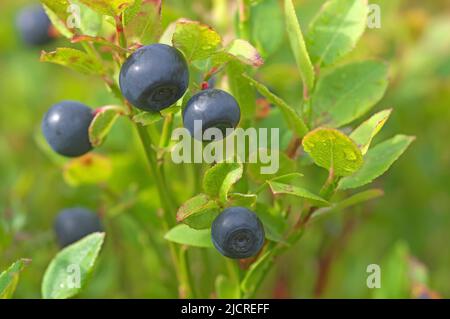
{"left": 245, "top": 178, "right": 339, "bottom": 298}
{"left": 159, "top": 114, "right": 174, "bottom": 149}
{"left": 237, "top": 0, "right": 250, "bottom": 40}
{"left": 135, "top": 124, "right": 194, "bottom": 298}
{"left": 225, "top": 258, "right": 242, "bottom": 297}
{"left": 179, "top": 246, "right": 197, "bottom": 298}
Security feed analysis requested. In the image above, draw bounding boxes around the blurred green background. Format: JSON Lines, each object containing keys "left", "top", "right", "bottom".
{"left": 1, "top": 0, "right": 449, "bottom": 298}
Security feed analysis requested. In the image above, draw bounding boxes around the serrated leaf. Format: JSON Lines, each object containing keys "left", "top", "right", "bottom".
{"left": 164, "top": 225, "right": 213, "bottom": 248}
{"left": 303, "top": 128, "right": 363, "bottom": 177}
{"left": 284, "top": 0, "right": 315, "bottom": 92}
{"left": 268, "top": 181, "right": 329, "bottom": 206}
{"left": 124, "top": 0, "right": 162, "bottom": 43}
{"left": 241, "top": 251, "right": 273, "bottom": 294}
{"left": 243, "top": 74, "right": 309, "bottom": 137}
{"left": 132, "top": 111, "right": 162, "bottom": 126}
{"left": 0, "top": 259, "right": 31, "bottom": 299}
{"left": 306, "top": 0, "right": 368, "bottom": 66}
{"left": 203, "top": 162, "right": 243, "bottom": 203}
{"left": 172, "top": 20, "right": 221, "bottom": 62}
{"left": 63, "top": 154, "right": 112, "bottom": 187}
{"left": 350, "top": 109, "right": 392, "bottom": 154}
{"left": 77, "top": 0, "right": 135, "bottom": 16}
{"left": 89, "top": 106, "right": 124, "bottom": 147}
{"left": 338, "top": 135, "right": 415, "bottom": 190}
{"left": 42, "top": 233, "right": 105, "bottom": 299}
{"left": 215, "top": 275, "right": 240, "bottom": 299}
{"left": 312, "top": 188, "right": 384, "bottom": 221}
{"left": 40, "top": 48, "right": 105, "bottom": 75}
{"left": 176, "top": 194, "right": 220, "bottom": 230}
{"left": 312, "top": 60, "right": 389, "bottom": 127}
{"left": 250, "top": 0, "right": 284, "bottom": 58}
{"left": 41, "top": 1, "right": 74, "bottom": 38}
{"left": 227, "top": 62, "right": 256, "bottom": 120}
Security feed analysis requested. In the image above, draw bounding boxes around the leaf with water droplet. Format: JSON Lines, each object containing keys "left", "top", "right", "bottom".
{"left": 302, "top": 128, "right": 363, "bottom": 177}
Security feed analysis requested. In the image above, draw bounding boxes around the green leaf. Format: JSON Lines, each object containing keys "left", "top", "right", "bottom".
{"left": 338, "top": 135, "right": 415, "bottom": 190}
{"left": 243, "top": 74, "right": 309, "bottom": 137}
{"left": 248, "top": 150, "right": 297, "bottom": 183}
{"left": 373, "top": 242, "right": 410, "bottom": 298}
{"left": 303, "top": 128, "right": 363, "bottom": 177}
{"left": 268, "top": 181, "right": 329, "bottom": 206}
{"left": 311, "top": 60, "right": 389, "bottom": 127}
{"left": 42, "top": 233, "right": 105, "bottom": 299}
{"left": 77, "top": 0, "right": 135, "bottom": 16}
{"left": 306, "top": 0, "right": 368, "bottom": 66}
{"left": 228, "top": 193, "right": 257, "bottom": 207}
{"left": 40, "top": 48, "right": 105, "bottom": 75}
{"left": 164, "top": 225, "right": 213, "bottom": 248}
{"left": 250, "top": 0, "right": 284, "bottom": 58}
{"left": 41, "top": 1, "right": 74, "bottom": 38}
{"left": 350, "top": 109, "right": 392, "bottom": 154}
{"left": 203, "top": 162, "right": 243, "bottom": 203}
{"left": 176, "top": 194, "right": 220, "bottom": 230}
{"left": 63, "top": 154, "right": 112, "bottom": 187}
{"left": 172, "top": 20, "right": 222, "bottom": 62}
{"left": 89, "top": 105, "right": 124, "bottom": 147}
{"left": 222, "top": 39, "right": 264, "bottom": 67}
{"left": 71, "top": 0, "right": 103, "bottom": 36}
{"left": 227, "top": 62, "right": 256, "bottom": 120}
{"left": 215, "top": 275, "right": 240, "bottom": 299}
{"left": 132, "top": 111, "right": 162, "bottom": 126}
{"left": 241, "top": 251, "right": 273, "bottom": 294}
{"left": 284, "top": 0, "right": 315, "bottom": 92}
{"left": 124, "top": 0, "right": 162, "bottom": 44}
{"left": 0, "top": 259, "right": 31, "bottom": 299}
{"left": 256, "top": 204, "right": 288, "bottom": 244}
{"left": 312, "top": 188, "right": 384, "bottom": 221}
{"left": 71, "top": 35, "right": 128, "bottom": 54}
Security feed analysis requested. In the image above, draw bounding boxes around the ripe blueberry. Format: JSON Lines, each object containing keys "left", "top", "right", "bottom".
{"left": 182, "top": 89, "right": 241, "bottom": 141}
{"left": 54, "top": 207, "right": 103, "bottom": 248}
{"left": 42, "top": 101, "right": 94, "bottom": 157}
{"left": 211, "top": 207, "right": 265, "bottom": 259}
{"left": 119, "top": 44, "right": 189, "bottom": 112}
{"left": 16, "top": 5, "right": 53, "bottom": 46}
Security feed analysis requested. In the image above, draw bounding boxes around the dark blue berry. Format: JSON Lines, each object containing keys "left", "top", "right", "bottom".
{"left": 42, "top": 101, "right": 94, "bottom": 157}
{"left": 119, "top": 44, "right": 189, "bottom": 112}
{"left": 182, "top": 89, "right": 241, "bottom": 141}
{"left": 211, "top": 207, "right": 265, "bottom": 259}
{"left": 16, "top": 5, "right": 53, "bottom": 46}
{"left": 54, "top": 207, "right": 103, "bottom": 248}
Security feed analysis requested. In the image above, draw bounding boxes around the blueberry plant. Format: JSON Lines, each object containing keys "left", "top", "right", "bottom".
{"left": 1, "top": 0, "right": 415, "bottom": 299}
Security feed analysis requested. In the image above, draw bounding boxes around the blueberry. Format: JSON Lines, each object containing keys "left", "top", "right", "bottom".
{"left": 54, "top": 207, "right": 103, "bottom": 248}
{"left": 211, "top": 207, "right": 265, "bottom": 259}
{"left": 182, "top": 89, "right": 241, "bottom": 141}
{"left": 42, "top": 101, "right": 94, "bottom": 157}
{"left": 16, "top": 5, "right": 53, "bottom": 46}
{"left": 119, "top": 44, "right": 189, "bottom": 112}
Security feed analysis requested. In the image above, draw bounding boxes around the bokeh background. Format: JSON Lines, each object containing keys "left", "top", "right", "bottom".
{"left": 1, "top": 0, "right": 449, "bottom": 298}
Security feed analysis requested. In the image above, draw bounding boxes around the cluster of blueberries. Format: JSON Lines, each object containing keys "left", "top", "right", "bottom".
{"left": 20, "top": 5, "right": 264, "bottom": 259}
